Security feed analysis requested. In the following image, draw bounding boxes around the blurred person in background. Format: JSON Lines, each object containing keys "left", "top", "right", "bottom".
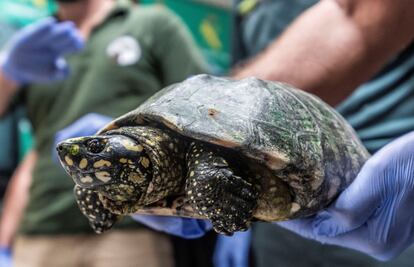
{"left": 0, "top": 2, "right": 44, "bottom": 265}
{"left": 0, "top": 0, "right": 208, "bottom": 266}
{"left": 215, "top": 0, "right": 414, "bottom": 266}
{"left": 120, "top": 0, "right": 414, "bottom": 266}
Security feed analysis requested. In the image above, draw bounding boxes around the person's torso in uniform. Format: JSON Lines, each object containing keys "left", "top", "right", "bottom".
{"left": 19, "top": 3, "right": 206, "bottom": 235}
{"left": 234, "top": 1, "right": 414, "bottom": 266}
{"left": 234, "top": 0, "right": 414, "bottom": 151}
{"left": 337, "top": 43, "right": 414, "bottom": 154}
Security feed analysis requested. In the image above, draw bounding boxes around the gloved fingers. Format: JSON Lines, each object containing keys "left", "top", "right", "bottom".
{"left": 213, "top": 254, "right": 230, "bottom": 267}
{"left": 49, "top": 58, "right": 70, "bottom": 81}
{"left": 279, "top": 219, "right": 374, "bottom": 258}
{"left": 16, "top": 17, "right": 57, "bottom": 43}
{"left": 83, "top": 113, "right": 114, "bottom": 133}
{"left": 132, "top": 215, "right": 210, "bottom": 239}
{"left": 232, "top": 229, "right": 252, "bottom": 242}
{"left": 213, "top": 236, "right": 231, "bottom": 267}
{"left": 312, "top": 222, "right": 399, "bottom": 261}
{"left": 195, "top": 219, "right": 213, "bottom": 232}
{"left": 365, "top": 185, "right": 414, "bottom": 260}
{"left": 1, "top": 18, "right": 56, "bottom": 61}
{"left": 37, "top": 21, "right": 83, "bottom": 51}
{"left": 53, "top": 113, "right": 113, "bottom": 162}
{"left": 132, "top": 215, "right": 177, "bottom": 232}
{"left": 314, "top": 132, "right": 414, "bottom": 237}
{"left": 36, "top": 21, "right": 75, "bottom": 44}
{"left": 314, "top": 134, "right": 414, "bottom": 238}
{"left": 50, "top": 34, "right": 84, "bottom": 55}
{"left": 312, "top": 162, "right": 384, "bottom": 237}
{"left": 55, "top": 113, "right": 113, "bottom": 142}
{"left": 213, "top": 230, "right": 250, "bottom": 267}
{"left": 16, "top": 60, "right": 62, "bottom": 83}
{"left": 0, "top": 246, "right": 12, "bottom": 267}
{"left": 280, "top": 133, "right": 414, "bottom": 261}
{"left": 277, "top": 218, "right": 317, "bottom": 240}
{"left": 232, "top": 247, "right": 249, "bottom": 267}
{"left": 312, "top": 184, "right": 414, "bottom": 261}
{"left": 177, "top": 218, "right": 212, "bottom": 238}
{"left": 233, "top": 255, "right": 248, "bottom": 267}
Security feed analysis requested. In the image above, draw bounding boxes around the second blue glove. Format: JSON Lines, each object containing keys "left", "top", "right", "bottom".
{"left": 279, "top": 131, "right": 414, "bottom": 261}
{"left": 132, "top": 215, "right": 212, "bottom": 239}
{"left": 0, "top": 247, "right": 12, "bottom": 267}
{"left": 1, "top": 17, "right": 84, "bottom": 84}
{"left": 213, "top": 230, "right": 251, "bottom": 267}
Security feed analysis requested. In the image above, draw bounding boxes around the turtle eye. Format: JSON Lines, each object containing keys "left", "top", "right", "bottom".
{"left": 86, "top": 139, "right": 106, "bottom": 154}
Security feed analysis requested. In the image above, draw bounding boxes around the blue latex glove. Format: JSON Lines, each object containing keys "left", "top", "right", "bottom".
{"left": 55, "top": 113, "right": 112, "bottom": 143}
{"left": 0, "top": 247, "right": 12, "bottom": 267}
{"left": 278, "top": 131, "right": 414, "bottom": 261}
{"left": 132, "top": 215, "right": 212, "bottom": 239}
{"left": 1, "top": 17, "right": 84, "bottom": 84}
{"left": 54, "top": 113, "right": 112, "bottom": 161}
{"left": 213, "top": 230, "right": 251, "bottom": 267}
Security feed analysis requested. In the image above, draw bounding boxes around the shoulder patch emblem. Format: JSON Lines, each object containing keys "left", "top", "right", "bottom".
{"left": 106, "top": 35, "right": 141, "bottom": 66}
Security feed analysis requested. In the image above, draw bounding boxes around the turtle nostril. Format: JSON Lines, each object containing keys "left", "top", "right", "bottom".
{"left": 57, "top": 144, "right": 64, "bottom": 152}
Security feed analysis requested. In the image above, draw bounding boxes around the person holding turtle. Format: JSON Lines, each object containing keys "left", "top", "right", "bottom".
{"left": 222, "top": 0, "right": 414, "bottom": 267}
{"left": 55, "top": 74, "right": 370, "bottom": 235}
{"left": 67, "top": 0, "right": 414, "bottom": 265}
{"left": 10, "top": 0, "right": 414, "bottom": 266}
{"left": 0, "top": 0, "right": 209, "bottom": 266}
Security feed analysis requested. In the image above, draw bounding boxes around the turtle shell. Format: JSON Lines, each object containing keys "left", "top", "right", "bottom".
{"left": 99, "top": 74, "right": 369, "bottom": 220}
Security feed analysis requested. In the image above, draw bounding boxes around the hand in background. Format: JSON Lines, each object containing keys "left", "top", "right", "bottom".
{"left": 54, "top": 113, "right": 112, "bottom": 161}
{"left": 0, "top": 247, "right": 12, "bottom": 267}
{"left": 1, "top": 17, "right": 84, "bottom": 85}
{"left": 132, "top": 215, "right": 212, "bottom": 239}
{"left": 279, "top": 131, "right": 414, "bottom": 261}
{"left": 213, "top": 230, "right": 251, "bottom": 267}
{"left": 55, "top": 113, "right": 112, "bottom": 142}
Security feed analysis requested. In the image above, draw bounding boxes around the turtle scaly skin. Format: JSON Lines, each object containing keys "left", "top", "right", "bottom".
{"left": 58, "top": 127, "right": 260, "bottom": 234}
{"left": 57, "top": 126, "right": 186, "bottom": 232}
{"left": 185, "top": 142, "right": 259, "bottom": 234}
{"left": 74, "top": 186, "right": 118, "bottom": 234}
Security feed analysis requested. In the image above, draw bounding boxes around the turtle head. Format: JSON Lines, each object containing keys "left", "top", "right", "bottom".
{"left": 56, "top": 134, "right": 152, "bottom": 201}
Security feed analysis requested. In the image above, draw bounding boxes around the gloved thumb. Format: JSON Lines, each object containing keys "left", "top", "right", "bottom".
{"left": 313, "top": 162, "right": 381, "bottom": 237}
{"left": 51, "top": 57, "right": 70, "bottom": 81}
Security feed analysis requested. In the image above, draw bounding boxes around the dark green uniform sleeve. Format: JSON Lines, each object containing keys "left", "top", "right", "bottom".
{"left": 152, "top": 8, "right": 209, "bottom": 86}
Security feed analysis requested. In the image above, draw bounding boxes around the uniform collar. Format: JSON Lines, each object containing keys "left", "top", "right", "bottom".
{"left": 55, "top": 0, "right": 132, "bottom": 31}
{"left": 103, "top": 0, "right": 132, "bottom": 22}
{"left": 91, "top": 0, "right": 132, "bottom": 34}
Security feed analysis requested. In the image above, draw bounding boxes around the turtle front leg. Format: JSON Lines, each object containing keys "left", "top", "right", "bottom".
{"left": 185, "top": 142, "right": 259, "bottom": 235}
{"left": 74, "top": 185, "right": 120, "bottom": 234}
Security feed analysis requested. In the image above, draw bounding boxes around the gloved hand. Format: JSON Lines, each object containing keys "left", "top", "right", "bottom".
{"left": 278, "top": 131, "right": 414, "bottom": 261}
{"left": 55, "top": 113, "right": 112, "bottom": 143}
{"left": 54, "top": 113, "right": 112, "bottom": 160}
{"left": 1, "top": 17, "right": 84, "bottom": 85}
{"left": 0, "top": 247, "right": 12, "bottom": 267}
{"left": 213, "top": 229, "right": 251, "bottom": 267}
{"left": 132, "top": 215, "right": 212, "bottom": 239}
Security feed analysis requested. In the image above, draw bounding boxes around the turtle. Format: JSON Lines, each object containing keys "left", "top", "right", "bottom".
{"left": 56, "top": 74, "right": 369, "bottom": 235}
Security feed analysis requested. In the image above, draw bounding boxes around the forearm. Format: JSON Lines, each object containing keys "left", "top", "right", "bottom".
{"left": 0, "top": 150, "right": 36, "bottom": 247}
{"left": 0, "top": 70, "right": 18, "bottom": 116}
{"left": 234, "top": 0, "right": 414, "bottom": 105}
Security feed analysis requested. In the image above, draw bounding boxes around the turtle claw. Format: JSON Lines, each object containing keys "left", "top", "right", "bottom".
{"left": 186, "top": 158, "right": 258, "bottom": 234}
{"left": 209, "top": 171, "right": 257, "bottom": 234}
